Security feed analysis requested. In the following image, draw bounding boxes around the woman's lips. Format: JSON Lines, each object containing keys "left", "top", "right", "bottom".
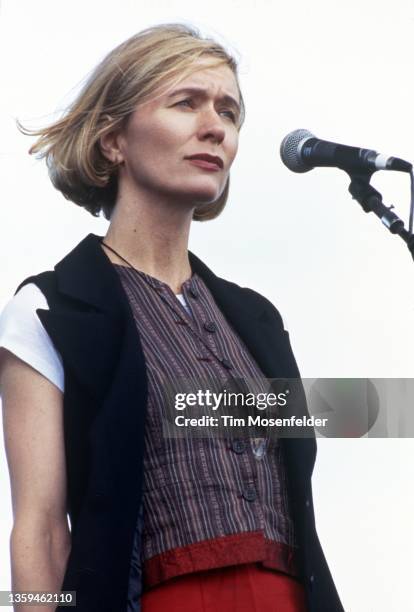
{"left": 186, "top": 159, "right": 221, "bottom": 171}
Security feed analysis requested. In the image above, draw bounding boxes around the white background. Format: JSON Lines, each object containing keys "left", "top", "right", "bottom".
{"left": 1, "top": 1, "right": 414, "bottom": 610}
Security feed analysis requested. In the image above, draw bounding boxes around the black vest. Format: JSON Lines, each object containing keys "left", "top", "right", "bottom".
{"left": 16, "top": 233, "right": 344, "bottom": 612}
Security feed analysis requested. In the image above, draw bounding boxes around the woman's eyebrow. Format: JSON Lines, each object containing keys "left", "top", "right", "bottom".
{"left": 166, "top": 87, "right": 241, "bottom": 115}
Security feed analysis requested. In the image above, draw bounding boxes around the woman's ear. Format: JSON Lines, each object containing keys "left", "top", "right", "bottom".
{"left": 99, "top": 115, "right": 124, "bottom": 164}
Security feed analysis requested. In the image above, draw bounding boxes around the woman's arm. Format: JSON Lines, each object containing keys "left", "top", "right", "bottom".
{"left": 0, "top": 349, "right": 71, "bottom": 612}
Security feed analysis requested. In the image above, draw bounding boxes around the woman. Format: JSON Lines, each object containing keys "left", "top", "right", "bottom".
{"left": 0, "top": 24, "right": 344, "bottom": 612}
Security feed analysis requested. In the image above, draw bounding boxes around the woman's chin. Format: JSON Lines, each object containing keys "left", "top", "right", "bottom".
{"left": 175, "top": 190, "right": 220, "bottom": 206}
{"left": 181, "top": 178, "right": 224, "bottom": 202}
{"left": 193, "top": 185, "right": 225, "bottom": 204}
{"left": 162, "top": 180, "right": 224, "bottom": 206}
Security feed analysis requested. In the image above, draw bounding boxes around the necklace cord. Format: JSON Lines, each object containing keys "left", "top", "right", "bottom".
{"left": 101, "top": 240, "right": 138, "bottom": 269}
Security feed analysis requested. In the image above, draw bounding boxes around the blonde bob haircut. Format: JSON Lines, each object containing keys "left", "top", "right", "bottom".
{"left": 18, "top": 23, "right": 245, "bottom": 221}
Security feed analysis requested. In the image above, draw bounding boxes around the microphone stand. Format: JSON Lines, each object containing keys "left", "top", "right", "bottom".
{"left": 347, "top": 171, "right": 414, "bottom": 261}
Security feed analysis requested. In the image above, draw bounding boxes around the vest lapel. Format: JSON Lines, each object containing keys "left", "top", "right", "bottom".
{"left": 35, "top": 233, "right": 136, "bottom": 403}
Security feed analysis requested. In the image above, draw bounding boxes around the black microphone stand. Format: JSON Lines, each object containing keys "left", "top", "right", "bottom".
{"left": 347, "top": 170, "right": 414, "bottom": 261}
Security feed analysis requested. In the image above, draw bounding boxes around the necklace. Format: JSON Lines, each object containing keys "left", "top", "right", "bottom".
{"left": 101, "top": 238, "right": 192, "bottom": 295}
{"left": 101, "top": 239, "right": 155, "bottom": 274}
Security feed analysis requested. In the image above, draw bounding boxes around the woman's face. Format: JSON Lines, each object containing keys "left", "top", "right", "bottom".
{"left": 113, "top": 60, "right": 241, "bottom": 206}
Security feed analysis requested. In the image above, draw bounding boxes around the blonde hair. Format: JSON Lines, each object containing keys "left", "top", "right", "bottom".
{"left": 18, "top": 23, "right": 245, "bottom": 221}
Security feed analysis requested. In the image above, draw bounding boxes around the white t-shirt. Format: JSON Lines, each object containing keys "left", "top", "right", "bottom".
{"left": 0, "top": 283, "right": 65, "bottom": 391}
{"left": 0, "top": 283, "right": 190, "bottom": 394}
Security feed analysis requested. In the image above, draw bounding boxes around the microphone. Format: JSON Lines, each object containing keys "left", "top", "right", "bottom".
{"left": 280, "top": 129, "right": 412, "bottom": 174}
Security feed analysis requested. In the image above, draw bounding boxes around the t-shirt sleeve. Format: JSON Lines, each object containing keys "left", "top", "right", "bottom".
{"left": 0, "top": 283, "right": 64, "bottom": 392}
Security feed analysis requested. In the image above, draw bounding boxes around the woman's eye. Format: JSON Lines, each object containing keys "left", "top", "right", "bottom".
{"left": 175, "top": 100, "right": 237, "bottom": 124}
{"left": 220, "top": 110, "right": 237, "bottom": 122}
{"left": 176, "top": 98, "right": 192, "bottom": 107}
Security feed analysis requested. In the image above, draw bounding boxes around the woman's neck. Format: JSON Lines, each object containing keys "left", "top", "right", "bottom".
{"left": 102, "top": 192, "right": 194, "bottom": 294}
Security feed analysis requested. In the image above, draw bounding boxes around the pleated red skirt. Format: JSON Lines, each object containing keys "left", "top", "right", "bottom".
{"left": 141, "top": 563, "right": 308, "bottom": 612}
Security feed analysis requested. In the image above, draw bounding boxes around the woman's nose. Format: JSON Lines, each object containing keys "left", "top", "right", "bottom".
{"left": 197, "top": 109, "right": 225, "bottom": 144}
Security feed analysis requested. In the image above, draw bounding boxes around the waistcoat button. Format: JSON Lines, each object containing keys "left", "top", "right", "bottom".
{"left": 232, "top": 439, "right": 247, "bottom": 454}
{"left": 242, "top": 484, "right": 257, "bottom": 502}
{"left": 221, "top": 358, "right": 233, "bottom": 370}
{"left": 204, "top": 321, "right": 217, "bottom": 333}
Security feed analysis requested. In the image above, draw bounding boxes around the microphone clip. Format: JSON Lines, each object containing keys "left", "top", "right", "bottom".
{"left": 347, "top": 170, "right": 414, "bottom": 260}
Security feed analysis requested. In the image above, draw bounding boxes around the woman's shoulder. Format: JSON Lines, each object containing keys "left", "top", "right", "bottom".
{"left": 0, "top": 282, "right": 64, "bottom": 392}
{"left": 1, "top": 282, "right": 50, "bottom": 325}
{"left": 14, "top": 270, "right": 58, "bottom": 302}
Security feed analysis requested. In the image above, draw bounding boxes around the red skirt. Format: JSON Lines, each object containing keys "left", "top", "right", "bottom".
{"left": 141, "top": 563, "right": 308, "bottom": 612}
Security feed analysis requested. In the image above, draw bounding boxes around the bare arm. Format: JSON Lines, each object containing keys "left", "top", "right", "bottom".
{"left": 0, "top": 349, "right": 71, "bottom": 612}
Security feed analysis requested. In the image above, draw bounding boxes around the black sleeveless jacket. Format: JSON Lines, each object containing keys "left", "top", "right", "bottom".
{"left": 16, "top": 233, "right": 344, "bottom": 612}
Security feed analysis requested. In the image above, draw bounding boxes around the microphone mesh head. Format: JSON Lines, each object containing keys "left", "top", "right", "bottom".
{"left": 280, "top": 129, "right": 315, "bottom": 173}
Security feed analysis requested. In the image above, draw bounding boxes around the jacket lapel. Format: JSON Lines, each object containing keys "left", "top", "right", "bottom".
{"left": 35, "top": 234, "right": 133, "bottom": 403}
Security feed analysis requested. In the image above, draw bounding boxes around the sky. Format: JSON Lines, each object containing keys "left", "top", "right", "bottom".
{"left": 1, "top": 1, "right": 414, "bottom": 610}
